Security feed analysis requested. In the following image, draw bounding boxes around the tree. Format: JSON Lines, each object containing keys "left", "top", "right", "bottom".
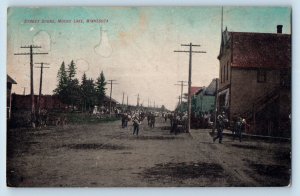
{"left": 80, "top": 73, "right": 88, "bottom": 111}
{"left": 67, "top": 60, "right": 76, "bottom": 80}
{"left": 54, "top": 61, "right": 68, "bottom": 103}
{"left": 80, "top": 73, "right": 97, "bottom": 111}
{"left": 66, "top": 78, "right": 81, "bottom": 109}
{"left": 95, "top": 71, "right": 107, "bottom": 105}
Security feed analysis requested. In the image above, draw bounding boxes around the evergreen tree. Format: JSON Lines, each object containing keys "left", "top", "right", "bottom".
{"left": 65, "top": 60, "right": 80, "bottom": 109}
{"left": 54, "top": 61, "right": 68, "bottom": 103}
{"left": 80, "top": 73, "right": 88, "bottom": 111}
{"left": 67, "top": 78, "right": 81, "bottom": 109}
{"left": 86, "top": 78, "right": 97, "bottom": 110}
{"left": 95, "top": 71, "right": 107, "bottom": 105}
{"left": 67, "top": 60, "right": 76, "bottom": 80}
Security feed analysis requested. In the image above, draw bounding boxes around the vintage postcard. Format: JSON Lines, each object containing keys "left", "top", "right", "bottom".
{"left": 7, "top": 7, "right": 291, "bottom": 187}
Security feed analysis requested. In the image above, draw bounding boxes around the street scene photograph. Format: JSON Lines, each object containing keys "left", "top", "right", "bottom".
{"left": 6, "top": 6, "right": 291, "bottom": 187}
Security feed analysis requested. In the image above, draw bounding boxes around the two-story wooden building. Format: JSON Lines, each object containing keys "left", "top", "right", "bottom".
{"left": 217, "top": 25, "right": 291, "bottom": 137}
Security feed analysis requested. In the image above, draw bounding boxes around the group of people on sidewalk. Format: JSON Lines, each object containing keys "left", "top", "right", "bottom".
{"left": 213, "top": 112, "right": 248, "bottom": 143}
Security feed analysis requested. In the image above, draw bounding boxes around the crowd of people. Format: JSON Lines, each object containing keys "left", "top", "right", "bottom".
{"left": 117, "top": 107, "right": 248, "bottom": 142}
{"left": 120, "top": 110, "right": 159, "bottom": 136}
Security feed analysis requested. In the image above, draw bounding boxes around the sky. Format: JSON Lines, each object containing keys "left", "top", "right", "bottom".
{"left": 7, "top": 6, "right": 291, "bottom": 110}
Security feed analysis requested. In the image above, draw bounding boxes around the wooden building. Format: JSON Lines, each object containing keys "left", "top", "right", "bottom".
{"left": 193, "top": 79, "right": 218, "bottom": 115}
{"left": 217, "top": 25, "right": 291, "bottom": 137}
{"left": 7, "top": 75, "right": 17, "bottom": 120}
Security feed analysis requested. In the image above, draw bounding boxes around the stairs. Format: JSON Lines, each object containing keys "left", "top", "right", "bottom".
{"left": 241, "top": 88, "right": 279, "bottom": 121}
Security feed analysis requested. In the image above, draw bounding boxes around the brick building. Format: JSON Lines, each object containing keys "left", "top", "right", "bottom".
{"left": 217, "top": 25, "right": 291, "bottom": 137}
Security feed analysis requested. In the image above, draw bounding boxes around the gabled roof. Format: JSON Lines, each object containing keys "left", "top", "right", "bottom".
{"left": 7, "top": 75, "right": 17, "bottom": 84}
{"left": 230, "top": 32, "right": 291, "bottom": 69}
{"left": 190, "top": 86, "right": 203, "bottom": 96}
{"left": 205, "top": 78, "right": 218, "bottom": 95}
{"left": 218, "top": 28, "right": 291, "bottom": 69}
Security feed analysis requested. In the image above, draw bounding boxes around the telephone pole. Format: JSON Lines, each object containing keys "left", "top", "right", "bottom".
{"left": 136, "top": 94, "right": 140, "bottom": 107}
{"left": 108, "top": 80, "right": 118, "bottom": 115}
{"left": 22, "top": 87, "right": 27, "bottom": 95}
{"left": 14, "top": 45, "right": 48, "bottom": 128}
{"left": 213, "top": 78, "right": 219, "bottom": 134}
{"left": 35, "top": 62, "right": 50, "bottom": 114}
{"left": 174, "top": 43, "right": 206, "bottom": 133}
{"left": 174, "top": 80, "right": 188, "bottom": 112}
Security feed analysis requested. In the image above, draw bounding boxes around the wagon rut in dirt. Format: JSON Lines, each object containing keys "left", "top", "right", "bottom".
{"left": 141, "top": 162, "right": 224, "bottom": 180}
{"left": 63, "top": 143, "right": 128, "bottom": 150}
{"left": 130, "top": 136, "right": 182, "bottom": 140}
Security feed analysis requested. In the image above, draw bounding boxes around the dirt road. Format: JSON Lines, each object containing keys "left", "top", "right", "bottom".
{"left": 7, "top": 117, "right": 291, "bottom": 187}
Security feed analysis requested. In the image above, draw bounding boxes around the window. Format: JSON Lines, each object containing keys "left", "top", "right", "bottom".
{"left": 257, "top": 69, "right": 267, "bottom": 83}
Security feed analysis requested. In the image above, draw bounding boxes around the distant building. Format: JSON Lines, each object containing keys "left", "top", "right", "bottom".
{"left": 7, "top": 75, "right": 17, "bottom": 120}
{"left": 11, "top": 94, "right": 66, "bottom": 111}
{"left": 217, "top": 25, "right": 291, "bottom": 137}
{"left": 102, "top": 95, "right": 119, "bottom": 110}
{"left": 193, "top": 79, "right": 218, "bottom": 115}
{"left": 178, "top": 86, "right": 203, "bottom": 112}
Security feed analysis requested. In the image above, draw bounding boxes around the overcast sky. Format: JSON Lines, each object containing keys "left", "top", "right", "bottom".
{"left": 7, "top": 7, "right": 291, "bottom": 110}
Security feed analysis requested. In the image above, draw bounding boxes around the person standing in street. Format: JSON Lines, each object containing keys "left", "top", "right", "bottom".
{"left": 213, "top": 112, "right": 227, "bottom": 143}
{"left": 133, "top": 116, "right": 141, "bottom": 136}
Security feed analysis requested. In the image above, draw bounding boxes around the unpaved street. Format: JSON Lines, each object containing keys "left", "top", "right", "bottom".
{"left": 7, "top": 117, "right": 290, "bottom": 187}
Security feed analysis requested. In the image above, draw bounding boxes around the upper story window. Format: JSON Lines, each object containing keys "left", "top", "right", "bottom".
{"left": 257, "top": 69, "right": 267, "bottom": 83}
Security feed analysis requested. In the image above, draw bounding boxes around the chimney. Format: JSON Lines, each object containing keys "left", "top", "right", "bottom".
{"left": 277, "top": 25, "right": 283, "bottom": 34}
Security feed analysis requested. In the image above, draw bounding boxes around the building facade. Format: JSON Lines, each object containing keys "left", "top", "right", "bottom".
{"left": 217, "top": 26, "right": 291, "bottom": 137}
{"left": 7, "top": 75, "right": 17, "bottom": 120}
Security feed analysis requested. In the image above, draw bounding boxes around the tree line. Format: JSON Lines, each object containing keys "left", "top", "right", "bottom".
{"left": 53, "top": 60, "right": 107, "bottom": 111}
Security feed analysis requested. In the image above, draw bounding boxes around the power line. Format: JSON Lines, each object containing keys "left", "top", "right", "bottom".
{"left": 14, "top": 45, "right": 48, "bottom": 128}
{"left": 174, "top": 43, "right": 206, "bottom": 133}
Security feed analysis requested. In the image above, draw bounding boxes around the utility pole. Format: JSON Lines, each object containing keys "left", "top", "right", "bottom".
{"left": 22, "top": 87, "right": 27, "bottom": 95}
{"left": 14, "top": 45, "right": 48, "bottom": 128}
{"left": 35, "top": 62, "right": 50, "bottom": 114}
{"left": 174, "top": 43, "right": 206, "bottom": 133}
{"left": 122, "top": 92, "right": 125, "bottom": 109}
{"left": 175, "top": 80, "right": 188, "bottom": 112}
{"left": 136, "top": 94, "right": 140, "bottom": 107}
{"left": 213, "top": 78, "right": 219, "bottom": 134}
{"left": 127, "top": 95, "right": 128, "bottom": 108}
{"left": 175, "top": 81, "right": 188, "bottom": 105}
{"left": 108, "top": 80, "right": 118, "bottom": 115}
